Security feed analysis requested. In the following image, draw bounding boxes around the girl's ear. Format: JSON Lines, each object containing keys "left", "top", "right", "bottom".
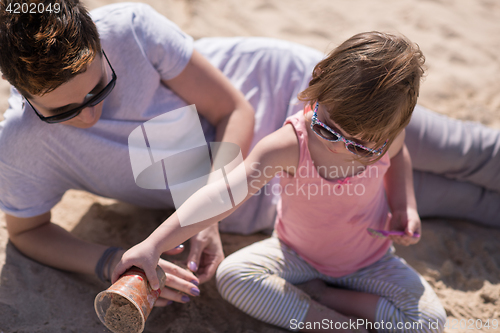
{"left": 314, "top": 67, "right": 324, "bottom": 77}
{"left": 303, "top": 103, "right": 312, "bottom": 116}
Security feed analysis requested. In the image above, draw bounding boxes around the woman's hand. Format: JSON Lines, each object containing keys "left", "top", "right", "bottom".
{"left": 154, "top": 257, "right": 201, "bottom": 306}
{"left": 186, "top": 224, "right": 225, "bottom": 284}
{"left": 388, "top": 208, "right": 421, "bottom": 246}
{"left": 111, "top": 241, "right": 200, "bottom": 306}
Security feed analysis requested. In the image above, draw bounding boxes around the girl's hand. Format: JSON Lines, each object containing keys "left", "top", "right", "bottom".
{"left": 388, "top": 209, "right": 421, "bottom": 246}
{"left": 111, "top": 242, "right": 200, "bottom": 306}
{"left": 111, "top": 241, "right": 162, "bottom": 288}
{"left": 186, "top": 224, "right": 225, "bottom": 284}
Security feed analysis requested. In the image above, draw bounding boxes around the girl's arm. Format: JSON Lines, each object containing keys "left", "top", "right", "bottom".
{"left": 384, "top": 129, "right": 421, "bottom": 246}
{"left": 162, "top": 50, "right": 255, "bottom": 281}
{"left": 112, "top": 124, "right": 300, "bottom": 289}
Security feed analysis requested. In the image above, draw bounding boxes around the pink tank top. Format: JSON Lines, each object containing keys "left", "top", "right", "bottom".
{"left": 274, "top": 111, "right": 392, "bottom": 277}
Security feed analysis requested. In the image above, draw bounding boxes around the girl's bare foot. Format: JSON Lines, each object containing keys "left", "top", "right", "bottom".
{"left": 295, "top": 279, "right": 329, "bottom": 303}
{"left": 296, "top": 280, "right": 370, "bottom": 332}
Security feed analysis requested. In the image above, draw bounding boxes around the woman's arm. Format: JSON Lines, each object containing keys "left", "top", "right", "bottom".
{"left": 163, "top": 50, "right": 255, "bottom": 157}
{"left": 6, "top": 212, "right": 106, "bottom": 274}
{"left": 112, "top": 124, "right": 300, "bottom": 289}
{"left": 384, "top": 129, "right": 421, "bottom": 246}
{"left": 5, "top": 212, "right": 200, "bottom": 306}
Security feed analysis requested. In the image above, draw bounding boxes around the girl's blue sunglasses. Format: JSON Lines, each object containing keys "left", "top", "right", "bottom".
{"left": 310, "top": 102, "right": 387, "bottom": 157}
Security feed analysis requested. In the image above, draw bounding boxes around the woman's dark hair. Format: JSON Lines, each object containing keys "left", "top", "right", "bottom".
{"left": 0, "top": 0, "right": 101, "bottom": 97}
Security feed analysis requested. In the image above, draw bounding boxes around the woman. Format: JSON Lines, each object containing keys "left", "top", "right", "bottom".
{"left": 0, "top": 1, "right": 498, "bottom": 308}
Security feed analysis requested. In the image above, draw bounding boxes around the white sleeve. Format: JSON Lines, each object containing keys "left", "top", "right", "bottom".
{"left": 92, "top": 3, "right": 194, "bottom": 81}
{"left": 129, "top": 3, "right": 194, "bottom": 80}
{"left": 0, "top": 89, "right": 67, "bottom": 218}
{"left": 0, "top": 160, "right": 65, "bottom": 218}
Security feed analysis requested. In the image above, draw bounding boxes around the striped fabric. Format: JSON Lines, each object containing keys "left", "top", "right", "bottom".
{"left": 216, "top": 237, "right": 446, "bottom": 332}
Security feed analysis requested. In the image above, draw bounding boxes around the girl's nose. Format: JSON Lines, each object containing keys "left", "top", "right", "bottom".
{"left": 331, "top": 141, "right": 344, "bottom": 149}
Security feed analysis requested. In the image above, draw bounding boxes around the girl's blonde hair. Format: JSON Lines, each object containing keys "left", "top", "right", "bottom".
{"left": 298, "top": 31, "right": 425, "bottom": 164}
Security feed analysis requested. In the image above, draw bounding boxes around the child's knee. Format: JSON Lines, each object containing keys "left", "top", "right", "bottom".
{"left": 376, "top": 297, "right": 447, "bottom": 333}
{"left": 417, "top": 287, "right": 447, "bottom": 333}
{"left": 420, "top": 305, "right": 447, "bottom": 333}
{"left": 215, "top": 259, "right": 267, "bottom": 302}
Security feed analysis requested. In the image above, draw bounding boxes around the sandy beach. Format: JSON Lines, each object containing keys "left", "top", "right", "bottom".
{"left": 1, "top": 0, "right": 499, "bottom": 332}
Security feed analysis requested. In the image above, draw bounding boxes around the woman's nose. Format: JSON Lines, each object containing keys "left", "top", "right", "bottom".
{"left": 77, "top": 106, "right": 96, "bottom": 123}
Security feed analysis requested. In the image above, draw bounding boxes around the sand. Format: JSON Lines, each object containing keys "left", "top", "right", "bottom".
{"left": 1, "top": 0, "right": 500, "bottom": 332}
{"left": 103, "top": 294, "right": 143, "bottom": 333}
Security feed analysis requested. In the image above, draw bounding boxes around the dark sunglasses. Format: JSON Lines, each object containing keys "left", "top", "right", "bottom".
{"left": 24, "top": 50, "right": 117, "bottom": 124}
{"left": 310, "top": 102, "right": 387, "bottom": 157}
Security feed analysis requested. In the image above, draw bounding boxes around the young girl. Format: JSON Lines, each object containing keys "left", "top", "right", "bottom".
{"left": 113, "top": 32, "right": 446, "bottom": 332}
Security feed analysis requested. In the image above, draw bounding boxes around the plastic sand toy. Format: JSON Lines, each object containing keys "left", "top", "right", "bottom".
{"left": 367, "top": 228, "right": 420, "bottom": 238}
{"left": 95, "top": 266, "right": 166, "bottom": 333}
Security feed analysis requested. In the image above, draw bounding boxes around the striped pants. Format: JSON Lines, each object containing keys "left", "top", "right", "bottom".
{"left": 216, "top": 237, "right": 446, "bottom": 332}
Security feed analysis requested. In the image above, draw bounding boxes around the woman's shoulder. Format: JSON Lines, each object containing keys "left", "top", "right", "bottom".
{"left": 92, "top": 3, "right": 192, "bottom": 53}
{"left": 91, "top": 3, "right": 159, "bottom": 23}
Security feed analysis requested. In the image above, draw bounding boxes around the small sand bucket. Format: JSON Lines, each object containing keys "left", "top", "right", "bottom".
{"left": 94, "top": 266, "right": 166, "bottom": 333}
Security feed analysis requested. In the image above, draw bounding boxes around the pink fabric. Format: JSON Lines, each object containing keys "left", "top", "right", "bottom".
{"left": 274, "top": 111, "right": 392, "bottom": 277}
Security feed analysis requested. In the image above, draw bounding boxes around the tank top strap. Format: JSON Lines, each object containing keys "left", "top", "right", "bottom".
{"left": 283, "top": 108, "right": 313, "bottom": 172}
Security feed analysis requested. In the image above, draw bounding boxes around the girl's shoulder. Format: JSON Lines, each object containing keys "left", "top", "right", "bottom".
{"left": 261, "top": 123, "right": 300, "bottom": 160}
{"left": 247, "top": 123, "right": 300, "bottom": 176}
{"left": 275, "top": 122, "right": 301, "bottom": 176}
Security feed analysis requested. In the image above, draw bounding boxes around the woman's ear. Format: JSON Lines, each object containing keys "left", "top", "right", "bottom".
{"left": 314, "top": 67, "right": 323, "bottom": 77}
